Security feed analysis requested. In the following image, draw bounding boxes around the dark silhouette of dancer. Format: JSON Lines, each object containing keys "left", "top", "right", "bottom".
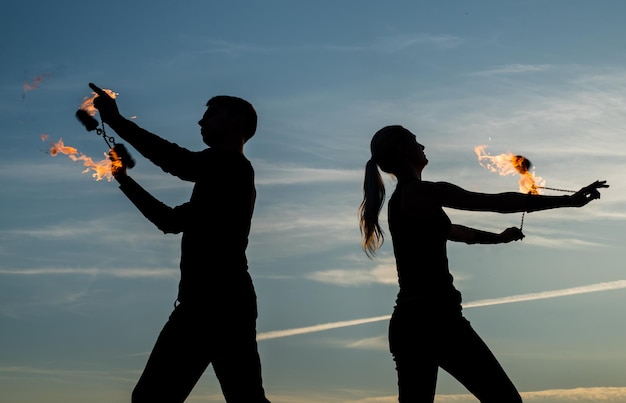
{"left": 89, "top": 83, "right": 271, "bottom": 403}
{"left": 358, "top": 125, "right": 608, "bottom": 403}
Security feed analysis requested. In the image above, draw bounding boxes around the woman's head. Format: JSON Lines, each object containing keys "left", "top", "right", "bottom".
{"left": 370, "top": 125, "right": 427, "bottom": 175}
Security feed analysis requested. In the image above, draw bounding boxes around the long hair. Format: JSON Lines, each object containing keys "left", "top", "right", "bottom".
{"left": 359, "top": 125, "right": 414, "bottom": 257}
{"left": 359, "top": 158, "right": 386, "bottom": 258}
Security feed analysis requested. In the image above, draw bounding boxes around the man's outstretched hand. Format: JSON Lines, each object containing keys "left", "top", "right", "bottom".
{"left": 89, "top": 82, "right": 121, "bottom": 124}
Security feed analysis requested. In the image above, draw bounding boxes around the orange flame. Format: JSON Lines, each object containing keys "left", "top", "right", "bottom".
{"left": 43, "top": 136, "right": 117, "bottom": 181}
{"left": 23, "top": 73, "right": 51, "bottom": 93}
{"left": 79, "top": 88, "right": 117, "bottom": 117}
{"left": 474, "top": 145, "right": 544, "bottom": 194}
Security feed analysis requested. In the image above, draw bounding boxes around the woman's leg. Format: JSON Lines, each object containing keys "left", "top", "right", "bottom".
{"left": 389, "top": 306, "right": 439, "bottom": 403}
{"left": 438, "top": 316, "right": 522, "bottom": 403}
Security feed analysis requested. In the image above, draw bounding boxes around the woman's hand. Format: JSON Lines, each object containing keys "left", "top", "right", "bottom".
{"left": 449, "top": 224, "right": 524, "bottom": 244}
{"left": 499, "top": 227, "right": 525, "bottom": 243}
{"left": 570, "top": 180, "right": 609, "bottom": 207}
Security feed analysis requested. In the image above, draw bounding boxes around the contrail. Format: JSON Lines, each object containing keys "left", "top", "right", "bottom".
{"left": 462, "top": 280, "right": 626, "bottom": 308}
{"left": 257, "top": 315, "right": 391, "bottom": 340}
{"left": 257, "top": 280, "right": 626, "bottom": 341}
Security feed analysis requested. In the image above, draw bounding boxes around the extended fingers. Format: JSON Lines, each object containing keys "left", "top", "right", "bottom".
{"left": 587, "top": 180, "right": 609, "bottom": 190}
{"left": 580, "top": 180, "right": 608, "bottom": 195}
{"left": 588, "top": 180, "right": 608, "bottom": 199}
{"left": 594, "top": 180, "right": 609, "bottom": 189}
{"left": 89, "top": 82, "right": 106, "bottom": 96}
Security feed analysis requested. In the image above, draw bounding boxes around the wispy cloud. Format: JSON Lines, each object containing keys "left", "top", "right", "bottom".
{"left": 254, "top": 161, "right": 362, "bottom": 185}
{"left": 0, "top": 365, "right": 137, "bottom": 384}
{"left": 344, "top": 335, "right": 388, "bottom": 351}
{"left": 470, "top": 64, "right": 553, "bottom": 76}
{"left": 359, "top": 34, "right": 464, "bottom": 52}
{"left": 0, "top": 267, "right": 177, "bottom": 278}
{"left": 167, "top": 32, "right": 464, "bottom": 64}
{"left": 3, "top": 224, "right": 108, "bottom": 239}
{"left": 520, "top": 387, "right": 626, "bottom": 402}
{"left": 521, "top": 234, "right": 609, "bottom": 249}
{"left": 305, "top": 257, "right": 397, "bottom": 286}
{"left": 0, "top": 213, "right": 166, "bottom": 245}
{"left": 251, "top": 203, "right": 356, "bottom": 235}
{"left": 345, "top": 387, "right": 626, "bottom": 402}
{"left": 258, "top": 280, "right": 626, "bottom": 340}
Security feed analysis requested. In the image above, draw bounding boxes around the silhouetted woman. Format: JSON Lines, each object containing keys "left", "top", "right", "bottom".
{"left": 359, "top": 125, "right": 608, "bottom": 402}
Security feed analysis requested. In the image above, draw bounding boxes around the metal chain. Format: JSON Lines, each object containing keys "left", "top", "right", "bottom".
{"left": 95, "top": 118, "right": 116, "bottom": 148}
{"left": 536, "top": 186, "right": 575, "bottom": 193}
{"left": 520, "top": 186, "right": 575, "bottom": 231}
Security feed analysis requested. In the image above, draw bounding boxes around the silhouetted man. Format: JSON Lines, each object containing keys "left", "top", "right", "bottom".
{"left": 89, "top": 83, "right": 271, "bottom": 403}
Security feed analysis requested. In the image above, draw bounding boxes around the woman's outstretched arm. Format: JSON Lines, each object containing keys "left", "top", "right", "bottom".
{"left": 436, "top": 180, "right": 608, "bottom": 213}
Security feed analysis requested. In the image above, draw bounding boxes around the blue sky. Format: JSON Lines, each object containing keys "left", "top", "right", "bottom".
{"left": 2, "top": 1, "right": 626, "bottom": 402}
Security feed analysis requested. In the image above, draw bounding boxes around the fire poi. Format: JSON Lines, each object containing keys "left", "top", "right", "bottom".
{"left": 474, "top": 145, "right": 575, "bottom": 230}
{"left": 43, "top": 87, "right": 135, "bottom": 181}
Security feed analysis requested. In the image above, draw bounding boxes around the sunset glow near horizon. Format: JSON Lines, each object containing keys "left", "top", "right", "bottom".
{"left": 2, "top": 2, "right": 626, "bottom": 402}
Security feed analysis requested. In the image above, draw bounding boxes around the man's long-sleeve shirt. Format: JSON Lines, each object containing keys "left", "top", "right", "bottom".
{"left": 111, "top": 118, "right": 256, "bottom": 304}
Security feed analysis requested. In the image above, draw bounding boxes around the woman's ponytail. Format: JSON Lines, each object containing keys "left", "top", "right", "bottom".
{"left": 359, "top": 158, "right": 386, "bottom": 257}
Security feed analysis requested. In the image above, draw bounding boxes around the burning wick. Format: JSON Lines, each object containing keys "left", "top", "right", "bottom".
{"left": 474, "top": 145, "right": 544, "bottom": 194}
{"left": 474, "top": 144, "right": 539, "bottom": 230}
{"left": 474, "top": 145, "right": 574, "bottom": 231}
{"left": 78, "top": 88, "right": 117, "bottom": 117}
{"left": 76, "top": 88, "right": 119, "bottom": 148}
{"left": 41, "top": 88, "right": 135, "bottom": 181}
{"left": 73, "top": 88, "right": 135, "bottom": 169}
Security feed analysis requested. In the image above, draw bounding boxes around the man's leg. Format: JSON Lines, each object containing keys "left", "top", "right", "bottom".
{"left": 211, "top": 317, "right": 270, "bottom": 403}
{"left": 132, "top": 305, "right": 211, "bottom": 403}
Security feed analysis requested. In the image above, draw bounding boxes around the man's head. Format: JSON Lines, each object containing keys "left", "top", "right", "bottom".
{"left": 198, "top": 96, "right": 257, "bottom": 149}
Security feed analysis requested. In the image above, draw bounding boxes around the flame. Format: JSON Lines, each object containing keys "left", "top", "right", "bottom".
{"left": 108, "top": 147, "right": 124, "bottom": 175}
{"left": 44, "top": 136, "right": 117, "bottom": 181}
{"left": 79, "top": 88, "right": 118, "bottom": 117}
{"left": 23, "top": 73, "right": 51, "bottom": 93}
{"left": 474, "top": 145, "right": 544, "bottom": 194}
